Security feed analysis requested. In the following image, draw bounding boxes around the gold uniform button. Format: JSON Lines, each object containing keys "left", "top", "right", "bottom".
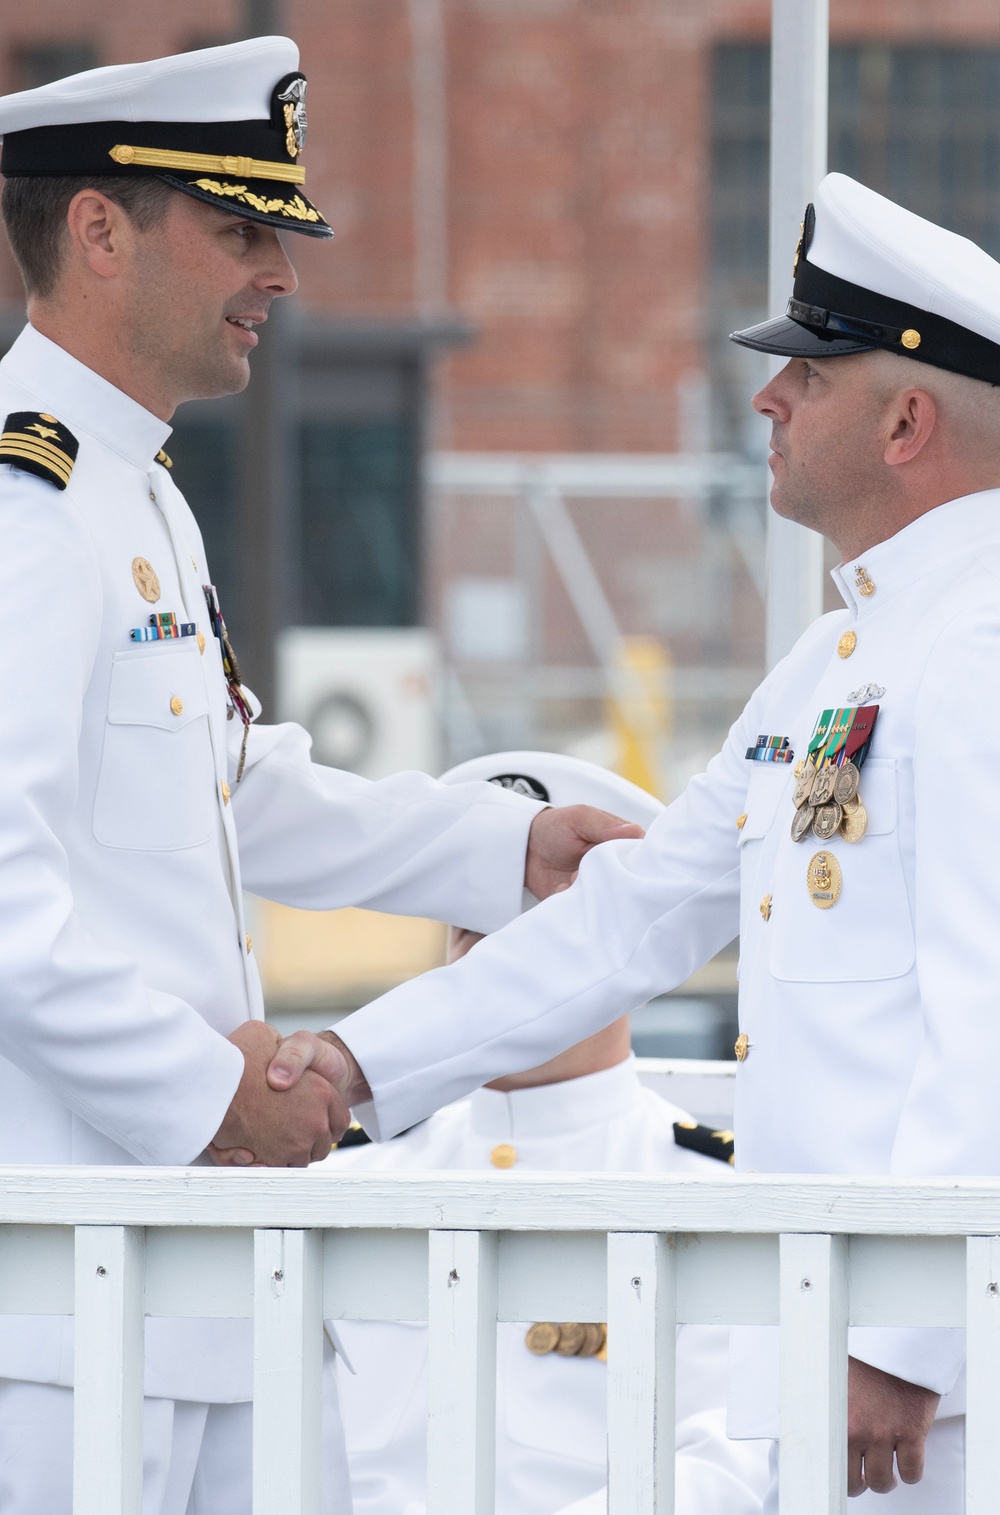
{"left": 197, "top": 631, "right": 206, "bottom": 655}
{"left": 838, "top": 630, "right": 857, "bottom": 659}
{"left": 734, "top": 1032, "right": 749, "bottom": 1062}
{"left": 901, "top": 328, "right": 921, "bottom": 350}
{"left": 169, "top": 696, "right": 183, "bottom": 716}
{"left": 221, "top": 781, "right": 231, "bottom": 805}
{"left": 759, "top": 893, "right": 772, "bottom": 922}
{"left": 491, "top": 1143, "right": 517, "bottom": 1169}
{"left": 736, "top": 813, "right": 747, "bottom": 830}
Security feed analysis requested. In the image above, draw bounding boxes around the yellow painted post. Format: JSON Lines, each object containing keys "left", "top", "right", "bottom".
{"left": 607, "top": 637, "right": 671, "bottom": 800}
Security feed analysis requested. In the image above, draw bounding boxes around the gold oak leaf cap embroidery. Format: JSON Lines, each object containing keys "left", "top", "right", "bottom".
{"left": 0, "top": 412, "right": 78, "bottom": 490}
{"left": 0, "top": 38, "right": 331, "bottom": 239}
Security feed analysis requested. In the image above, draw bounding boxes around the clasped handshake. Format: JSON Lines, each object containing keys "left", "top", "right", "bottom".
{"left": 208, "top": 804, "right": 642, "bottom": 1167}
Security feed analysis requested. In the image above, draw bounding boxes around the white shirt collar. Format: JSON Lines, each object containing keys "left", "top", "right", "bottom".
{"left": 0, "top": 323, "right": 172, "bottom": 470}
{"left": 831, "top": 488, "right": 1000, "bottom": 618}
{"left": 468, "top": 1054, "right": 641, "bottom": 1141}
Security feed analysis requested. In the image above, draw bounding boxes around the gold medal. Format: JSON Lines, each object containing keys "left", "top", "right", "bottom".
{"left": 807, "top": 850, "right": 841, "bottom": 908}
{"left": 840, "top": 802, "right": 868, "bottom": 843}
{"left": 809, "top": 765, "right": 836, "bottom": 806}
{"left": 833, "top": 760, "right": 860, "bottom": 805}
{"left": 555, "top": 1322, "right": 587, "bottom": 1356}
{"left": 526, "top": 1322, "right": 561, "bottom": 1355}
{"left": 812, "top": 801, "right": 842, "bottom": 840}
{"left": 131, "top": 556, "right": 161, "bottom": 603}
{"left": 793, "top": 763, "right": 817, "bottom": 808}
{"left": 791, "top": 804, "right": 814, "bottom": 843}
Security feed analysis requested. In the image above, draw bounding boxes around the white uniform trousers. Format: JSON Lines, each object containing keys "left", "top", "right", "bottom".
{"left": 0, "top": 1358, "right": 352, "bottom": 1514}
{"left": 760, "top": 1416, "right": 965, "bottom": 1514}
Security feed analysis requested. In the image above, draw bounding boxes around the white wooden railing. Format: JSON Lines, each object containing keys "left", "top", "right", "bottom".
{"left": 3, "top": 1169, "right": 1000, "bottom": 1515}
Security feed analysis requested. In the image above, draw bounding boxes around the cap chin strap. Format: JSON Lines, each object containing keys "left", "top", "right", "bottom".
{"left": 786, "top": 297, "right": 902, "bottom": 348}
{"left": 109, "top": 143, "right": 305, "bottom": 184}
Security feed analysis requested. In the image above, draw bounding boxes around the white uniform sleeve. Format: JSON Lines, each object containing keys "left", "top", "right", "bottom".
{"left": 336, "top": 682, "right": 771, "bottom": 1140}
{"left": 0, "top": 476, "right": 243, "bottom": 1164}
{"left": 231, "top": 718, "right": 542, "bottom": 934}
{"left": 849, "top": 598, "right": 1000, "bottom": 1394}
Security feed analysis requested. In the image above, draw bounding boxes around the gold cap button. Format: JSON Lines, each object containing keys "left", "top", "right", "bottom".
{"left": 221, "top": 781, "right": 231, "bottom": 805}
{"left": 734, "top": 1032, "right": 749, "bottom": 1062}
{"left": 197, "top": 631, "right": 206, "bottom": 655}
{"left": 901, "top": 328, "right": 921, "bottom": 350}
{"left": 838, "top": 630, "right": 857, "bottom": 659}
{"left": 736, "top": 813, "right": 747, "bottom": 830}
{"left": 490, "top": 1143, "right": 517, "bottom": 1169}
{"left": 169, "top": 696, "right": 183, "bottom": 716}
{"left": 759, "top": 893, "right": 772, "bottom": 922}
{"left": 245, "top": 934, "right": 252, "bottom": 953}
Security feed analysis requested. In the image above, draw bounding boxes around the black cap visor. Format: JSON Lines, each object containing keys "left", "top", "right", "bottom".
{"left": 161, "top": 172, "right": 332, "bottom": 238}
{"left": 730, "top": 313, "right": 875, "bottom": 359}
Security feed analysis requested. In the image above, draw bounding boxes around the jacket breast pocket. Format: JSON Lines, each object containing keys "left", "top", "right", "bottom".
{"left": 768, "top": 757, "right": 914, "bottom": 983}
{"left": 93, "top": 644, "right": 214, "bottom": 851}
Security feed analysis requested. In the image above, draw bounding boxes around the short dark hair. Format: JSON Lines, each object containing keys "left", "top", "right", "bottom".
{"left": 1, "top": 175, "right": 174, "bottom": 298}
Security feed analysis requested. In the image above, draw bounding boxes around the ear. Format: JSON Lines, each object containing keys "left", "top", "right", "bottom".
{"left": 883, "top": 388, "right": 938, "bottom": 467}
{"left": 64, "top": 189, "right": 132, "bottom": 280}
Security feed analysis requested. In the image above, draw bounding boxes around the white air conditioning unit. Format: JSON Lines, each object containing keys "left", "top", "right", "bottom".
{"left": 276, "top": 627, "right": 442, "bottom": 780}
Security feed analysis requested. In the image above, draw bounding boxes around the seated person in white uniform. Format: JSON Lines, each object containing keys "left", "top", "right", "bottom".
{"left": 328, "top": 754, "right": 770, "bottom": 1515}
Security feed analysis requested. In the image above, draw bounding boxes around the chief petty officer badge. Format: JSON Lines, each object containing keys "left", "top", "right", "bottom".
{"left": 0, "top": 412, "right": 78, "bottom": 489}
{"left": 0, "top": 36, "right": 333, "bottom": 239}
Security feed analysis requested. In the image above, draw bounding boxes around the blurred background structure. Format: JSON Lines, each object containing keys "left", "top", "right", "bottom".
{"left": 1, "top": 0, "right": 998, "bottom": 1051}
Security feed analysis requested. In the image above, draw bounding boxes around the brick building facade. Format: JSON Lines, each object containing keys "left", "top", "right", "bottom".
{"left": 1, "top": 0, "right": 998, "bottom": 456}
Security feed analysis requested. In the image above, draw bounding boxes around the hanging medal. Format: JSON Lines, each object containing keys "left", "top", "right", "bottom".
{"left": 203, "top": 584, "right": 254, "bottom": 783}
{"left": 789, "top": 703, "right": 879, "bottom": 843}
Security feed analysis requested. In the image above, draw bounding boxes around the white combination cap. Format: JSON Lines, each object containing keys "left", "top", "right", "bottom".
{"left": 0, "top": 36, "right": 331, "bottom": 238}
{"left": 439, "top": 749, "right": 664, "bottom": 831}
{"left": 731, "top": 173, "right": 1000, "bottom": 383}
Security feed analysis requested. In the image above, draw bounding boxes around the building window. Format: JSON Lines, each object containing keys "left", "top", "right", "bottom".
{"left": 710, "top": 42, "right": 1000, "bottom": 446}
{"left": 14, "top": 43, "right": 98, "bottom": 89}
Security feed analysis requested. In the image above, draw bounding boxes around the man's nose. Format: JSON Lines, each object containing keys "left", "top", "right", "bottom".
{"left": 256, "top": 239, "right": 298, "bottom": 299}
{"left": 752, "top": 372, "right": 790, "bottom": 421}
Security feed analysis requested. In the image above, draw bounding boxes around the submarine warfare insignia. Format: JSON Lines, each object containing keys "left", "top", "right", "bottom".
{"left": 0, "top": 411, "right": 79, "bottom": 490}
{"left": 789, "top": 704, "right": 879, "bottom": 844}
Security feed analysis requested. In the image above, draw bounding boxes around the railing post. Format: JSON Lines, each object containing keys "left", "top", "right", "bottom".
{"left": 606, "top": 1232, "right": 677, "bottom": 1515}
{"left": 779, "top": 1233, "right": 848, "bottom": 1515}
{"left": 253, "top": 1228, "right": 324, "bottom": 1515}
{"left": 426, "top": 1229, "right": 498, "bottom": 1515}
{"left": 73, "top": 1224, "right": 145, "bottom": 1515}
{"left": 966, "top": 1235, "right": 1000, "bottom": 1512}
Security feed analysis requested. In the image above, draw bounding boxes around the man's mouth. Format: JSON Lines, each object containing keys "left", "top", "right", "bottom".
{"left": 226, "top": 316, "right": 262, "bottom": 331}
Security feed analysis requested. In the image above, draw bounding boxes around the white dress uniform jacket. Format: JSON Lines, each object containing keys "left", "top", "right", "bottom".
{"left": 338, "top": 490, "right": 1000, "bottom": 1435}
{"left": 0, "top": 323, "right": 540, "bottom": 1399}
{"left": 330, "top": 1056, "right": 769, "bottom": 1515}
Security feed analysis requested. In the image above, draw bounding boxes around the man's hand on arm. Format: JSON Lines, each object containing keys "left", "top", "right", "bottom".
{"left": 208, "top": 1020, "right": 352, "bottom": 1167}
{"left": 524, "top": 805, "right": 643, "bottom": 901}
{"left": 847, "top": 1356, "right": 940, "bottom": 1496}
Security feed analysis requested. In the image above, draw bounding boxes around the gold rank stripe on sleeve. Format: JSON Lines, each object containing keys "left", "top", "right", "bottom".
{"left": 0, "top": 412, "right": 79, "bottom": 491}
{"left": 672, "top": 1119, "right": 736, "bottom": 1165}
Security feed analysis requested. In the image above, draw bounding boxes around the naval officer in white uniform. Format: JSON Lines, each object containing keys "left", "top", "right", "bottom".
{"left": 329, "top": 753, "right": 769, "bottom": 1515}
{"left": 277, "top": 175, "right": 1000, "bottom": 1508}
{"left": 0, "top": 39, "right": 637, "bottom": 1513}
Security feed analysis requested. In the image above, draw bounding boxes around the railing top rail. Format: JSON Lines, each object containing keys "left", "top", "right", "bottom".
{"left": 425, "top": 451, "right": 760, "bottom": 497}
{"left": 2, "top": 1167, "right": 1000, "bottom": 1234}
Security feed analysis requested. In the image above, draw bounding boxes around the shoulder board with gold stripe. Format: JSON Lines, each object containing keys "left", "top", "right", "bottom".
{"left": 0, "top": 412, "right": 79, "bottom": 491}
{"left": 673, "top": 1119, "right": 735, "bottom": 1165}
